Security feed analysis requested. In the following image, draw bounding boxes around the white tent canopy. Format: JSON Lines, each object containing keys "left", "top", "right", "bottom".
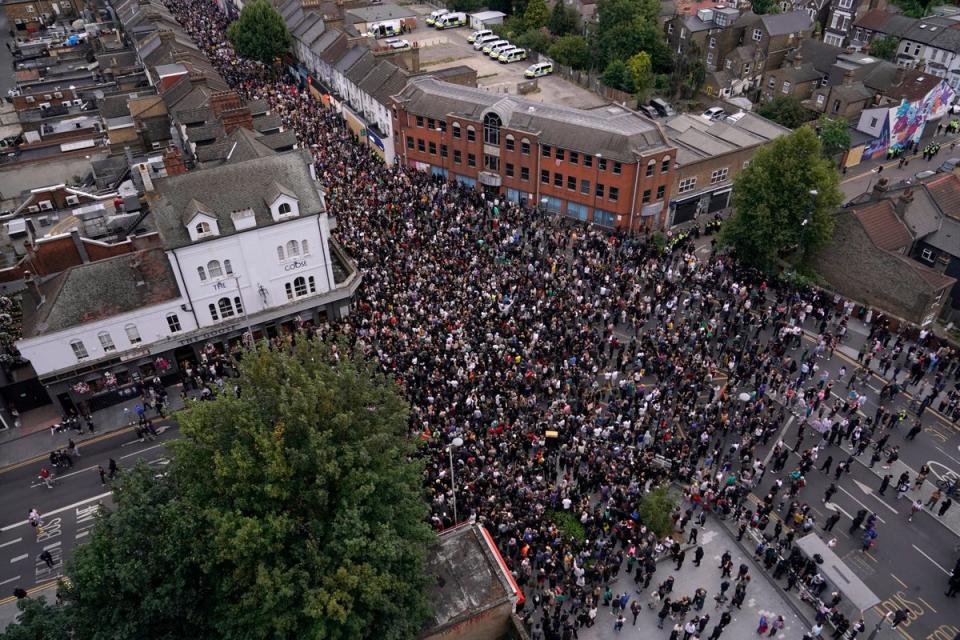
{"left": 795, "top": 534, "right": 881, "bottom": 613}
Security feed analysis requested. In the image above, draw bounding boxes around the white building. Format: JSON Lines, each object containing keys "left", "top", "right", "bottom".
{"left": 17, "top": 150, "right": 359, "bottom": 414}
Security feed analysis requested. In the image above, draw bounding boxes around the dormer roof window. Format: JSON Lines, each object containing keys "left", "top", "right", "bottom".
{"left": 265, "top": 181, "right": 300, "bottom": 221}
{"left": 183, "top": 198, "right": 220, "bottom": 241}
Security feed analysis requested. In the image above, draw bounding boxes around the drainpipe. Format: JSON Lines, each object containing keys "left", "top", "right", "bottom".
{"left": 171, "top": 250, "right": 200, "bottom": 329}
{"left": 628, "top": 156, "right": 641, "bottom": 234}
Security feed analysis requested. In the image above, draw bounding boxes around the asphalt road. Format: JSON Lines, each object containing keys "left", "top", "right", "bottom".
{"left": 0, "top": 425, "right": 178, "bottom": 603}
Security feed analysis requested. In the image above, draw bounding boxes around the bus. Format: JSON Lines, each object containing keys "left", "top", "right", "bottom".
{"left": 435, "top": 12, "right": 466, "bottom": 29}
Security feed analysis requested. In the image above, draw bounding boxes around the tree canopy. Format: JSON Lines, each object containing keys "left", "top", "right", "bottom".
{"left": 590, "top": 0, "right": 670, "bottom": 73}
{"left": 548, "top": 35, "right": 591, "bottom": 70}
{"left": 756, "top": 95, "right": 816, "bottom": 129}
{"left": 868, "top": 34, "right": 899, "bottom": 61}
{"left": 817, "top": 116, "right": 851, "bottom": 162}
{"left": 2, "top": 340, "right": 434, "bottom": 640}
{"left": 720, "top": 127, "right": 843, "bottom": 272}
{"left": 523, "top": 0, "right": 550, "bottom": 30}
{"left": 548, "top": 1, "right": 580, "bottom": 36}
{"left": 226, "top": 0, "right": 292, "bottom": 63}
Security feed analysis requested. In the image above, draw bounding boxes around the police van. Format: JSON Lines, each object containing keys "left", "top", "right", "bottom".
{"left": 426, "top": 8, "right": 448, "bottom": 25}
{"left": 468, "top": 29, "right": 492, "bottom": 43}
{"left": 498, "top": 47, "right": 527, "bottom": 63}
{"left": 488, "top": 41, "right": 514, "bottom": 58}
{"left": 524, "top": 62, "right": 553, "bottom": 78}
{"left": 435, "top": 11, "right": 466, "bottom": 29}
{"left": 473, "top": 33, "right": 499, "bottom": 50}
{"left": 482, "top": 39, "right": 510, "bottom": 55}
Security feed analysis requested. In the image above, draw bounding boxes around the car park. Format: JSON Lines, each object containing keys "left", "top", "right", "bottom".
{"left": 524, "top": 62, "right": 553, "bottom": 78}
{"left": 473, "top": 33, "right": 499, "bottom": 50}
{"left": 483, "top": 39, "right": 510, "bottom": 55}
{"left": 649, "top": 98, "right": 675, "bottom": 117}
{"left": 937, "top": 157, "right": 960, "bottom": 173}
{"left": 468, "top": 29, "right": 492, "bottom": 43}
{"left": 498, "top": 47, "right": 527, "bottom": 63}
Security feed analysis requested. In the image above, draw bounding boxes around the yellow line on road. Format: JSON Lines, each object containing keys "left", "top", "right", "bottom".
{"left": 0, "top": 427, "right": 138, "bottom": 476}
{"left": 0, "top": 579, "right": 59, "bottom": 606}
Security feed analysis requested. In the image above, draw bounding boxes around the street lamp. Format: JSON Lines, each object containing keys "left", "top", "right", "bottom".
{"left": 447, "top": 436, "right": 463, "bottom": 525}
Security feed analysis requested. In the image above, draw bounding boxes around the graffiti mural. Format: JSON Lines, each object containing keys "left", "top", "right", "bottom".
{"left": 863, "top": 117, "right": 890, "bottom": 161}
{"left": 862, "top": 79, "right": 957, "bottom": 160}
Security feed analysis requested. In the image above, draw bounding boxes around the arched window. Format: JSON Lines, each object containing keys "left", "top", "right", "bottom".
{"left": 285, "top": 282, "right": 294, "bottom": 300}
{"left": 125, "top": 324, "right": 141, "bottom": 344}
{"left": 286, "top": 240, "right": 300, "bottom": 257}
{"left": 294, "top": 276, "right": 307, "bottom": 297}
{"left": 234, "top": 296, "right": 244, "bottom": 314}
{"left": 483, "top": 112, "right": 502, "bottom": 145}
{"left": 301, "top": 239, "right": 309, "bottom": 255}
{"left": 98, "top": 331, "right": 115, "bottom": 352}
{"left": 209, "top": 303, "right": 219, "bottom": 321}
{"left": 195, "top": 221, "right": 210, "bottom": 236}
{"left": 278, "top": 202, "right": 292, "bottom": 215}
{"left": 661, "top": 155, "right": 672, "bottom": 173}
{"left": 646, "top": 159, "right": 656, "bottom": 177}
{"left": 308, "top": 276, "right": 316, "bottom": 293}
{"left": 505, "top": 134, "right": 515, "bottom": 151}
{"left": 224, "top": 259, "right": 233, "bottom": 275}
{"left": 277, "top": 246, "right": 285, "bottom": 261}
{"left": 207, "top": 260, "right": 223, "bottom": 279}
{"left": 452, "top": 121, "right": 461, "bottom": 139}
{"left": 197, "top": 266, "right": 207, "bottom": 281}
{"left": 218, "top": 297, "right": 235, "bottom": 318}
{"left": 466, "top": 125, "right": 476, "bottom": 142}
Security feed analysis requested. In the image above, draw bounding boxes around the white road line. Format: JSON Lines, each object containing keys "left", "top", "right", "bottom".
{"left": 837, "top": 486, "right": 889, "bottom": 522}
{"left": 0, "top": 538, "right": 22, "bottom": 549}
{"left": 75, "top": 530, "right": 89, "bottom": 540}
{"left": 911, "top": 544, "right": 951, "bottom": 576}
{"left": 0, "top": 576, "right": 20, "bottom": 586}
{"left": 935, "top": 446, "right": 960, "bottom": 467}
{"left": 42, "top": 542, "right": 61, "bottom": 551}
{"left": 30, "top": 462, "right": 100, "bottom": 487}
{"left": 119, "top": 442, "right": 166, "bottom": 460}
{"left": 9, "top": 554, "right": 27, "bottom": 564}
{"left": 0, "top": 491, "right": 113, "bottom": 532}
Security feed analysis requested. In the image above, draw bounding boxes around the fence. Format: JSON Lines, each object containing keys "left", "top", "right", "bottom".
{"left": 550, "top": 61, "right": 638, "bottom": 109}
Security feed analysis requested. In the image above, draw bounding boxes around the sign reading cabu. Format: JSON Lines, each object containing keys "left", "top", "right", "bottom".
{"left": 284, "top": 260, "right": 307, "bottom": 271}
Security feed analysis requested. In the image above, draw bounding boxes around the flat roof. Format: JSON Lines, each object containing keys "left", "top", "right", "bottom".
{"left": 346, "top": 3, "right": 415, "bottom": 23}
{"left": 795, "top": 534, "right": 880, "bottom": 612}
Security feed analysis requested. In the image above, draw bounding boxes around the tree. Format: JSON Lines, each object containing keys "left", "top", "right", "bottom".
{"left": 817, "top": 117, "right": 851, "bottom": 162}
{"left": 0, "top": 597, "right": 71, "bottom": 640}
{"left": 548, "top": 35, "right": 591, "bottom": 69}
{"left": 226, "top": 0, "right": 292, "bottom": 63}
{"left": 721, "top": 127, "right": 843, "bottom": 271}
{"left": 515, "top": 27, "right": 553, "bottom": 53}
{"left": 602, "top": 59, "right": 635, "bottom": 93}
{"left": 626, "top": 51, "right": 654, "bottom": 97}
{"left": 639, "top": 487, "right": 677, "bottom": 538}
{"left": 591, "top": 0, "right": 670, "bottom": 72}
{"left": 548, "top": 1, "right": 580, "bottom": 36}
{"left": 670, "top": 41, "right": 706, "bottom": 99}
{"left": 523, "top": 0, "right": 550, "bottom": 30}
{"left": 9, "top": 340, "right": 435, "bottom": 640}
{"left": 749, "top": 0, "right": 781, "bottom": 13}
{"left": 756, "top": 95, "right": 815, "bottom": 129}
{"left": 868, "top": 34, "right": 899, "bottom": 61}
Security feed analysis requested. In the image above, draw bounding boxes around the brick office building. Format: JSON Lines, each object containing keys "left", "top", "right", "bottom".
{"left": 392, "top": 77, "right": 677, "bottom": 231}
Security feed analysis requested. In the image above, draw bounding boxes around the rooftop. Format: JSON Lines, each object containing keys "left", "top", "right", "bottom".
{"left": 851, "top": 199, "right": 913, "bottom": 251}
{"left": 925, "top": 172, "right": 960, "bottom": 219}
{"left": 346, "top": 3, "right": 415, "bottom": 23}
{"left": 662, "top": 112, "right": 792, "bottom": 165}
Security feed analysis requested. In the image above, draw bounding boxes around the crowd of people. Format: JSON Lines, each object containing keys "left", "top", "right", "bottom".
{"left": 152, "top": 1, "right": 960, "bottom": 637}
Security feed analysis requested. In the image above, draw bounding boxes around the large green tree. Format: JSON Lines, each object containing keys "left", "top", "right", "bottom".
{"left": 626, "top": 51, "right": 654, "bottom": 98}
{"left": 818, "top": 116, "right": 851, "bottom": 161}
{"left": 227, "top": 0, "right": 292, "bottom": 63}
{"left": 868, "top": 34, "right": 899, "bottom": 61}
{"left": 3, "top": 340, "right": 434, "bottom": 640}
{"left": 548, "top": 35, "right": 591, "bottom": 69}
{"left": 756, "top": 95, "right": 816, "bottom": 129}
{"left": 548, "top": 1, "right": 580, "bottom": 36}
{"left": 591, "top": 0, "right": 669, "bottom": 72}
{"left": 721, "top": 127, "right": 843, "bottom": 271}
{"left": 523, "top": 0, "right": 550, "bottom": 30}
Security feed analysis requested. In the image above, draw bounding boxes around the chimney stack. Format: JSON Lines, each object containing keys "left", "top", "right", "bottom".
{"left": 895, "top": 186, "right": 915, "bottom": 217}
{"left": 162, "top": 146, "right": 187, "bottom": 176}
{"left": 793, "top": 51, "right": 803, "bottom": 70}
{"left": 138, "top": 163, "right": 154, "bottom": 192}
{"left": 843, "top": 69, "right": 854, "bottom": 86}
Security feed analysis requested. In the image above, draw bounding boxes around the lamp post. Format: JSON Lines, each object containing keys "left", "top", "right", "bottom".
{"left": 447, "top": 436, "right": 463, "bottom": 525}
{"left": 799, "top": 189, "right": 818, "bottom": 264}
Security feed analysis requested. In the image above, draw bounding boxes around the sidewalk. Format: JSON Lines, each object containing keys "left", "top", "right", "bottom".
{"left": 0, "top": 384, "right": 188, "bottom": 469}
{"left": 0, "top": 583, "right": 57, "bottom": 633}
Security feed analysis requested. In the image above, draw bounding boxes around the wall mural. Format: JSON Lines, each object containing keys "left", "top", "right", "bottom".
{"left": 862, "top": 79, "right": 956, "bottom": 160}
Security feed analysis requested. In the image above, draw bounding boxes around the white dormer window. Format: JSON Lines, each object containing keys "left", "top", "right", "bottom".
{"left": 266, "top": 182, "right": 300, "bottom": 221}
{"left": 196, "top": 221, "right": 211, "bottom": 236}
{"left": 279, "top": 203, "right": 292, "bottom": 215}
{"left": 184, "top": 200, "right": 219, "bottom": 241}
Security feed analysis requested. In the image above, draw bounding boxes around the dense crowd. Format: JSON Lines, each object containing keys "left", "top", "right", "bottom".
{"left": 157, "top": 2, "right": 960, "bottom": 638}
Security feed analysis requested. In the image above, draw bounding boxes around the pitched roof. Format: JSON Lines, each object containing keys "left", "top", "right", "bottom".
{"left": 182, "top": 198, "right": 212, "bottom": 224}
{"left": 851, "top": 200, "right": 913, "bottom": 251}
{"left": 760, "top": 10, "right": 813, "bottom": 35}
{"left": 787, "top": 39, "right": 844, "bottom": 75}
{"left": 194, "top": 126, "right": 279, "bottom": 166}
{"left": 150, "top": 151, "right": 325, "bottom": 249}
{"left": 855, "top": 8, "right": 898, "bottom": 31}
{"left": 926, "top": 173, "right": 960, "bottom": 220}
{"left": 21, "top": 248, "right": 181, "bottom": 338}
{"left": 890, "top": 69, "right": 943, "bottom": 103}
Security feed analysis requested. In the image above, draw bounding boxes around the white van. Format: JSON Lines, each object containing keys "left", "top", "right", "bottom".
{"left": 524, "top": 61, "right": 553, "bottom": 78}
{"left": 468, "top": 29, "right": 492, "bottom": 43}
{"left": 435, "top": 11, "right": 466, "bottom": 29}
{"left": 483, "top": 39, "right": 510, "bottom": 55}
{"left": 488, "top": 41, "right": 514, "bottom": 58}
{"left": 473, "top": 33, "right": 499, "bottom": 50}
{"left": 498, "top": 47, "right": 527, "bottom": 63}
{"left": 426, "top": 8, "right": 449, "bottom": 25}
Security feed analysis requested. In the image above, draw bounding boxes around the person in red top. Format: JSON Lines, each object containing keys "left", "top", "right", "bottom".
{"left": 38, "top": 467, "right": 53, "bottom": 489}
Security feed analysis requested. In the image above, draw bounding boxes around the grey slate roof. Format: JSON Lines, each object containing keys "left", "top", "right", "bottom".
{"left": 780, "top": 62, "right": 823, "bottom": 83}
{"left": 394, "top": 77, "right": 671, "bottom": 162}
{"left": 150, "top": 151, "right": 325, "bottom": 250}
{"left": 346, "top": 3, "right": 415, "bottom": 23}
{"left": 370, "top": 66, "right": 410, "bottom": 105}
{"left": 334, "top": 46, "right": 366, "bottom": 74}
{"left": 662, "top": 112, "right": 791, "bottom": 165}
{"left": 345, "top": 50, "right": 377, "bottom": 84}
{"left": 253, "top": 114, "right": 283, "bottom": 133}
{"left": 246, "top": 99, "right": 269, "bottom": 117}
{"left": 259, "top": 130, "right": 298, "bottom": 150}
{"left": 194, "top": 126, "right": 277, "bottom": 166}
{"left": 21, "top": 248, "right": 181, "bottom": 338}
{"left": 760, "top": 10, "right": 813, "bottom": 35}
{"left": 787, "top": 39, "right": 844, "bottom": 75}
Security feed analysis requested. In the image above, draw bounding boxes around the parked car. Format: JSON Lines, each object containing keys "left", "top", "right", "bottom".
{"left": 524, "top": 62, "right": 554, "bottom": 78}
{"left": 701, "top": 107, "right": 727, "bottom": 121}
{"left": 649, "top": 98, "right": 675, "bottom": 117}
{"left": 913, "top": 169, "right": 937, "bottom": 181}
{"left": 637, "top": 104, "right": 658, "bottom": 118}
{"left": 937, "top": 157, "right": 960, "bottom": 173}
{"left": 482, "top": 39, "right": 510, "bottom": 55}
{"left": 386, "top": 38, "right": 411, "bottom": 50}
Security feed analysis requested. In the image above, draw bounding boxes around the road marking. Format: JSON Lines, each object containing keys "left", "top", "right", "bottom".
{"left": 42, "top": 541, "right": 61, "bottom": 551}
{"left": 911, "top": 544, "right": 950, "bottom": 575}
{"left": 918, "top": 597, "right": 937, "bottom": 613}
{"left": 0, "top": 491, "right": 113, "bottom": 532}
{"left": 838, "top": 486, "right": 889, "bottom": 522}
{"left": 30, "top": 462, "right": 102, "bottom": 487}
{"left": 824, "top": 501, "right": 852, "bottom": 518}
{"left": 0, "top": 579, "right": 59, "bottom": 606}
{"left": 0, "top": 576, "right": 20, "bottom": 586}
{"left": 75, "top": 530, "right": 89, "bottom": 540}
{"left": 10, "top": 554, "right": 27, "bottom": 563}
{"left": 0, "top": 426, "right": 144, "bottom": 475}
{"left": 120, "top": 442, "right": 166, "bottom": 459}
{"left": 891, "top": 573, "right": 908, "bottom": 589}
{"left": 934, "top": 446, "right": 960, "bottom": 467}
{"left": 0, "top": 537, "right": 22, "bottom": 549}
{"left": 852, "top": 480, "right": 899, "bottom": 514}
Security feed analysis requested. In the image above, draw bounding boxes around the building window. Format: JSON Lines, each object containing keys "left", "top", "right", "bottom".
{"left": 580, "top": 179, "right": 590, "bottom": 194}
{"left": 521, "top": 166, "right": 529, "bottom": 181}
{"left": 707, "top": 52, "right": 714, "bottom": 65}
{"left": 921, "top": 247, "right": 934, "bottom": 261}
{"left": 753, "top": 28, "right": 762, "bottom": 41}
{"left": 416, "top": 116, "right": 424, "bottom": 127}
{"left": 816, "top": 94, "right": 825, "bottom": 105}
{"left": 278, "top": 202, "right": 292, "bottom": 216}
{"left": 70, "top": 340, "right": 88, "bottom": 360}
{"left": 542, "top": 145, "right": 552, "bottom": 158}
{"left": 294, "top": 276, "right": 308, "bottom": 297}
{"left": 308, "top": 276, "right": 317, "bottom": 293}
{"left": 709, "top": 37, "right": 716, "bottom": 49}
{"left": 668, "top": 23, "right": 673, "bottom": 34}
{"left": 483, "top": 113, "right": 501, "bottom": 145}
{"left": 97, "top": 331, "right": 115, "bottom": 352}
{"left": 417, "top": 139, "right": 425, "bottom": 152}
{"left": 468, "top": 153, "right": 477, "bottom": 168}
{"left": 710, "top": 168, "right": 729, "bottom": 184}
{"left": 657, "top": 185, "right": 665, "bottom": 200}
{"left": 286, "top": 240, "right": 300, "bottom": 257}
{"left": 195, "top": 221, "right": 211, "bottom": 236}
{"left": 166, "top": 314, "right": 181, "bottom": 333}
{"left": 505, "top": 135, "right": 515, "bottom": 151}
{"left": 642, "top": 189, "right": 651, "bottom": 204}
{"left": 598, "top": 158, "right": 607, "bottom": 171}
{"left": 218, "top": 297, "right": 235, "bottom": 318}
{"left": 609, "top": 186, "right": 619, "bottom": 202}
{"left": 506, "top": 163, "right": 515, "bottom": 177}
{"left": 553, "top": 172, "right": 563, "bottom": 187}
{"left": 234, "top": 296, "right": 244, "bottom": 314}
{"left": 125, "top": 324, "right": 141, "bottom": 344}
{"left": 484, "top": 154, "right": 499, "bottom": 171}
{"left": 584, "top": 154, "right": 593, "bottom": 168}
{"left": 441, "top": 144, "right": 448, "bottom": 158}
{"left": 521, "top": 139, "right": 530, "bottom": 154}
{"left": 612, "top": 161, "right": 622, "bottom": 175}
{"left": 782, "top": 80, "right": 791, "bottom": 94}
{"left": 767, "top": 76, "right": 776, "bottom": 88}
{"left": 646, "top": 160, "right": 655, "bottom": 177}
{"left": 569, "top": 151, "right": 579, "bottom": 165}
{"left": 869, "top": 117, "right": 878, "bottom": 128}
{"left": 567, "top": 175, "right": 576, "bottom": 190}
{"left": 224, "top": 260, "right": 233, "bottom": 275}
{"left": 428, "top": 141, "right": 437, "bottom": 155}
{"left": 556, "top": 149, "right": 565, "bottom": 161}
{"left": 439, "top": 120, "right": 447, "bottom": 133}
{"left": 207, "top": 260, "right": 223, "bottom": 279}
{"left": 197, "top": 266, "right": 207, "bottom": 281}
{"left": 678, "top": 177, "right": 697, "bottom": 193}
{"left": 427, "top": 118, "right": 435, "bottom": 130}
{"left": 209, "top": 303, "right": 218, "bottom": 321}
{"left": 452, "top": 122, "right": 461, "bottom": 139}
{"left": 595, "top": 183, "right": 604, "bottom": 198}
{"left": 285, "top": 283, "right": 294, "bottom": 300}
{"left": 406, "top": 136, "right": 414, "bottom": 150}
{"left": 541, "top": 169, "right": 550, "bottom": 184}
{"left": 661, "top": 156, "right": 671, "bottom": 173}
{"left": 466, "top": 126, "right": 476, "bottom": 142}
{"left": 454, "top": 149, "right": 462, "bottom": 164}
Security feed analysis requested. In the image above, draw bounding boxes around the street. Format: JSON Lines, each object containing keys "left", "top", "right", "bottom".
{"left": 0, "top": 425, "right": 177, "bottom": 605}
{"left": 840, "top": 135, "right": 960, "bottom": 203}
